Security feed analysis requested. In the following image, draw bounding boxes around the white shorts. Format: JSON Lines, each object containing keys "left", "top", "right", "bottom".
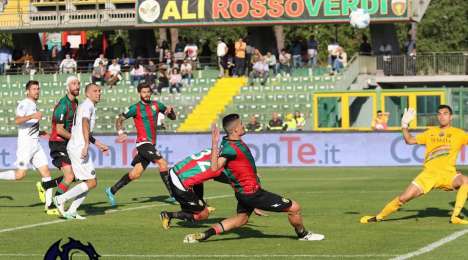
{"left": 15, "top": 141, "right": 48, "bottom": 170}
{"left": 67, "top": 146, "right": 96, "bottom": 181}
{"left": 308, "top": 49, "right": 317, "bottom": 58}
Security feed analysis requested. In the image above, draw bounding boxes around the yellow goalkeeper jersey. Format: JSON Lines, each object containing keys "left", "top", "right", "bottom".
{"left": 415, "top": 126, "right": 468, "bottom": 172}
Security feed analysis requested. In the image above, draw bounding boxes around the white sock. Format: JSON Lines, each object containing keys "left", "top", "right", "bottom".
{"left": 0, "top": 170, "right": 16, "bottom": 180}
{"left": 67, "top": 191, "right": 88, "bottom": 214}
{"left": 42, "top": 177, "right": 52, "bottom": 208}
{"left": 56, "top": 182, "right": 89, "bottom": 204}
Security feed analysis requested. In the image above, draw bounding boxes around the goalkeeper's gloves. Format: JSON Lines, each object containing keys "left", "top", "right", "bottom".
{"left": 401, "top": 108, "right": 416, "bottom": 128}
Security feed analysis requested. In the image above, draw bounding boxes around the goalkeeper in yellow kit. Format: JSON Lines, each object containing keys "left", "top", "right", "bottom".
{"left": 361, "top": 105, "right": 468, "bottom": 224}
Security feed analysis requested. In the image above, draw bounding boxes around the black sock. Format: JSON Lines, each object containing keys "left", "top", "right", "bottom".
{"left": 42, "top": 176, "right": 64, "bottom": 189}
{"left": 193, "top": 183, "right": 204, "bottom": 200}
{"left": 111, "top": 173, "right": 132, "bottom": 195}
{"left": 159, "top": 171, "right": 173, "bottom": 197}
{"left": 171, "top": 211, "right": 194, "bottom": 222}
{"left": 202, "top": 227, "right": 217, "bottom": 240}
{"left": 295, "top": 227, "right": 308, "bottom": 238}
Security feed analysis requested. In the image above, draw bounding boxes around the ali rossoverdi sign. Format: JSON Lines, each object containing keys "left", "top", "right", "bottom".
{"left": 136, "top": 0, "right": 411, "bottom": 26}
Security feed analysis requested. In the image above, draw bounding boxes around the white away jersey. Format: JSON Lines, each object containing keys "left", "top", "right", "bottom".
{"left": 16, "top": 98, "right": 40, "bottom": 141}
{"left": 68, "top": 98, "right": 96, "bottom": 148}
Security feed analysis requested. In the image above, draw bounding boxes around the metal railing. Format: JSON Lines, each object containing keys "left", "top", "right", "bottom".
{"left": 376, "top": 52, "right": 468, "bottom": 76}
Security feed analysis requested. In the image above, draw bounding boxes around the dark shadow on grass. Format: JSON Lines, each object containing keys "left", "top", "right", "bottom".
{"left": 80, "top": 201, "right": 121, "bottom": 216}
{"left": 448, "top": 201, "right": 468, "bottom": 217}
{"left": 0, "top": 202, "right": 43, "bottom": 208}
{"left": 197, "top": 226, "right": 296, "bottom": 242}
{"left": 344, "top": 211, "right": 360, "bottom": 215}
{"left": 172, "top": 218, "right": 265, "bottom": 229}
{"left": 384, "top": 207, "right": 450, "bottom": 222}
{"left": 0, "top": 196, "right": 13, "bottom": 200}
{"left": 130, "top": 195, "right": 176, "bottom": 205}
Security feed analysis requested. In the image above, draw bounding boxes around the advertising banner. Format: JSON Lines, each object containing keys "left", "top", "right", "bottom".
{"left": 136, "top": 0, "right": 411, "bottom": 26}
{"left": 1, "top": 132, "right": 467, "bottom": 169}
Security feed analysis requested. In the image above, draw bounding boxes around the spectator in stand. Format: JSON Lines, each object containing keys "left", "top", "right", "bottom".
{"left": 59, "top": 54, "right": 77, "bottom": 73}
{"left": 251, "top": 48, "right": 262, "bottom": 64}
{"left": 169, "top": 67, "right": 182, "bottom": 94}
{"left": 246, "top": 115, "right": 263, "bottom": 132}
{"left": 332, "top": 47, "right": 347, "bottom": 74}
{"left": 327, "top": 40, "right": 340, "bottom": 73}
{"left": 50, "top": 46, "right": 59, "bottom": 69}
{"left": 307, "top": 36, "right": 318, "bottom": 68}
{"left": 267, "top": 112, "right": 286, "bottom": 131}
{"left": 245, "top": 42, "right": 255, "bottom": 75}
{"left": 15, "top": 50, "right": 34, "bottom": 64}
{"left": 164, "top": 50, "right": 173, "bottom": 67}
{"left": 265, "top": 52, "right": 277, "bottom": 75}
{"left": 278, "top": 49, "right": 291, "bottom": 76}
{"left": 200, "top": 39, "right": 212, "bottom": 65}
{"left": 248, "top": 57, "right": 269, "bottom": 86}
{"left": 371, "top": 110, "right": 390, "bottom": 130}
{"left": 216, "top": 37, "right": 228, "bottom": 77}
{"left": 156, "top": 65, "right": 170, "bottom": 94}
{"left": 284, "top": 113, "right": 296, "bottom": 131}
{"left": 130, "top": 62, "right": 146, "bottom": 86}
{"left": 359, "top": 35, "right": 372, "bottom": 56}
{"left": 294, "top": 111, "right": 305, "bottom": 131}
{"left": 91, "top": 61, "right": 106, "bottom": 85}
{"left": 76, "top": 44, "right": 89, "bottom": 72}
{"left": 184, "top": 39, "right": 198, "bottom": 68}
{"left": 93, "top": 53, "right": 108, "bottom": 68}
{"left": 39, "top": 44, "right": 51, "bottom": 72}
{"left": 106, "top": 58, "right": 122, "bottom": 87}
{"left": 155, "top": 45, "right": 163, "bottom": 64}
{"left": 21, "top": 59, "right": 35, "bottom": 75}
{"left": 174, "top": 37, "right": 186, "bottom": 65}
{"left": 291, "top": 40, "right": 303, "bottom": 68}
{"left": 226, "top": 56, "right": 235, "bottom": 77}
{"left": 234, "top": 37, "right": 247, "bottom": 76}
{"left": 145, "top": 59, "right": 158, "bottom": 88}
{"left": 119, "top": 53, "right": 135, "bottom": 71}
{"left": 404, "top": 34, "right": 416, "bottom": 56}
{"left": 0, "top": 45, "right": 12, "bottom": 74}
{"left": 180, "top": 59, "right": 192, "bottom": 86}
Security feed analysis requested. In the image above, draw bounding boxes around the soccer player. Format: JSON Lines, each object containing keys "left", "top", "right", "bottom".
{"left": 37, "top": 76, "right": 80, "bottom": 202}
{"left": 53, "top": 83, "right": 109, "bottom": 219}
{"left": 183, "top": 115, "right": 325, "bottom": 243}
{"left": 0, "top": 80, "right": 55, "bottom": 214}
{"left": 361, "top": 105, "right": 468, "bottom": 225}
{"left": 160, "top": 148, "right": 230, "bottom": 229}
{"left": 105, "top": 82, "right": 176, "bottom": 206}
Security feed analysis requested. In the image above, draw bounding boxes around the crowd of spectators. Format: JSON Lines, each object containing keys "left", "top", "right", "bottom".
{"left": 246, "top": 112, "right": 306, "bottom": 132}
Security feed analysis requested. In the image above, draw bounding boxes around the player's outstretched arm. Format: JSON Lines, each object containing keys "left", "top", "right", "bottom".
{"left": 401, "top": 108, "right": 417, "bottom": 145}
{"left": 210, "top": 123, "right": 226, "bottom": 171}
{"left": 81, "top": 117, "right": 91, "bottom": 159}
{"left": 115, "top": 114, "right": 128, "bottom": 143}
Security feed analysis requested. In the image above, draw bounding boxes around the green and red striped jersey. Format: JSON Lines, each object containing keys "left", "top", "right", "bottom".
{"left": 50, "top": 95, "right": 78, "bottom": 142}
{"left": 123, "top": 100, "right": 167, "bottom": 144}
{"left": 172, "top": 149, "right": 223, "bottom": 189}
{"left": 220, "top": 137, "right": 261, "bottom": 194}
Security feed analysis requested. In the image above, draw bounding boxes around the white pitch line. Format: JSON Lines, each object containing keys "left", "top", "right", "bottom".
{"left": 390, "top": 229, "right": 468, "bottom": 260}
{"left": 0, "top": 194, "right": 232, "bottom": 234}
{"left": 0, "top": 254, "right": 398, "bottom": 258}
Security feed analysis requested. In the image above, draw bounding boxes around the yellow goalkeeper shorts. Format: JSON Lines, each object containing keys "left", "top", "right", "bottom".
{"left": 412, "top": 169, "right": 459, "bottom": 194}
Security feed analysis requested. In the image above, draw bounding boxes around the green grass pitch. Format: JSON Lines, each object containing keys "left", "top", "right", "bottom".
{"left": 0, "top": 167, "right": 467, "bottom": 259}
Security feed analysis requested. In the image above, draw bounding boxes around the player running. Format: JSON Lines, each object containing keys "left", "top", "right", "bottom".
{"left": 105, "top": 82, "right": 176, "bottom": 206}
{"left": 0, "top": 80, "right": 55, "bottom": 214}
{"left": 361, "top": 105, "right": 468, "bottom": 225}
{"left": 53, "top": 83, "right": 109, "bottom": 219}
{"left": 37, "top": 76, "right": 80, "bottom": 204}
{"left": 183, "top": 115, "right": 325, "bottom": 243}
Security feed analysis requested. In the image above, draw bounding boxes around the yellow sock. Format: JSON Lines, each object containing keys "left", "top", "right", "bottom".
{"left": 452, "top": 184, "right": 468, "bottom": 218}
{"left": 377, "top": 197, "right": 403, "bottom": 220}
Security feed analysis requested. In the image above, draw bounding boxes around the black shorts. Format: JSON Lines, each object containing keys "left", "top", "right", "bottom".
{"left": 131, "top": 143, "right": 163, "bottom": 170}
{"left": 169, "top": 175, "right": 206, "bottom": 213}
{"left": 49, "top": 141, "right": 71, "bottom": 169}
{"left": 235, "top": 189, "right": 292, "bottom": 214}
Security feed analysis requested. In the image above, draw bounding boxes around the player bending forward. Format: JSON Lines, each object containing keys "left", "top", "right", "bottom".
{"left": 183, "top": 115, "right": 324, "bottom": 243}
